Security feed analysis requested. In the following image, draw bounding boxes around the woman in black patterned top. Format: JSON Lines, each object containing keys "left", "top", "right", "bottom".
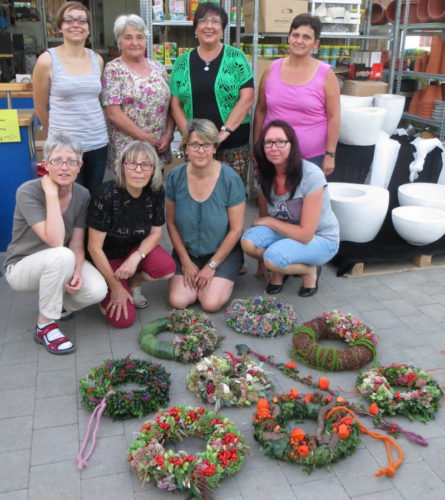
{"left": 88, "top": 141, "right": 175, "bottom": 328}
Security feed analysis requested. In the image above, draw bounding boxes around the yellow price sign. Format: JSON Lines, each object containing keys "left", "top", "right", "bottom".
{"left": 0, "top": 109, "right": 21, "bottom": 143}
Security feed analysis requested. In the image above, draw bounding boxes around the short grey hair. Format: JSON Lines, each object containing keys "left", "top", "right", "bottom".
{"left": 183, "top": 119, "right": 220, "bottom": 148}
{"left": 115, "top": 140, "right": 163, "bottom": 191}
{"left": 113, "top": 14, "right": 148, "bottom": 47}
{"left": 43, "top": 133, "right": 83, "bottom": 161}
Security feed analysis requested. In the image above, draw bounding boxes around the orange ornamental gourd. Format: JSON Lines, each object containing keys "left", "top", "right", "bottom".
{"left": 369, "top": 402, "right": 379, "bottom": 415}
{"left": 257, "top": 398, "right": 269, "bottom": 410}
{"left": 285, "top": 361, "right": 296, "bottom": 369}
{"left": 318, "top": 377, "right": 330, "bottom": 390}
{"left": 291, "top": 428, "right": 305, "bottom": 441}
{"left": 338, "top": 424, "right": 350, "bottom": 439}
{"left": 297, "top": 445, "right": 310, "bottom": 456}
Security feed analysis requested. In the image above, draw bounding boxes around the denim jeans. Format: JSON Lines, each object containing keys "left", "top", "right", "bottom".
{"left": 242, "top": 226, "right": 339, "bottom": 268}
{"left": 76, "top": 144, "right": 108, "bottom": 194}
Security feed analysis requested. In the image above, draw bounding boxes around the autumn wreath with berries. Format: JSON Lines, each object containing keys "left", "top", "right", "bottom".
{"left": 253, "top": 391, "right": 361, "bottom": 473}
{"left": 356, "top": 364, "right": 443, "bottom": 422}
{"left": 79, "top": 357, "right": 170, "bottom": 420}
{"left": 291, "top": 311, "right": 378, "bottom": 371}
{"left": 128, "top": 405, "right": 248, "bottom": 498}
{"left": 187, "top": 353, "right": 273, "bottom": 410}
{"left": 139, "top": 309, "right": 223, "bottom": 363}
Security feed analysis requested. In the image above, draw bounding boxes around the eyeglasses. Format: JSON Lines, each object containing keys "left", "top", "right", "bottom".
{"left": 48, "top": 158, "right": 80, "bottom": 167}
{"left": 124, "top": 161, "right": 153, "bottom": 171}
{"left": 62, "top": 16, "right": 88, "bottom": 25}
{"left": 264, "top": 139, "right": 290, "bottom": 149}
{"left": 196, "top": 17, "right": 222, "bottom": 25}
{"left": 187, "top": 142, "right": 214, "bottom": 152}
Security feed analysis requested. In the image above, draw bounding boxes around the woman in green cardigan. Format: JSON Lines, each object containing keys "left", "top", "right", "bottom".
{"left": 169, "top": 2, "right": 254, "bottom": 186}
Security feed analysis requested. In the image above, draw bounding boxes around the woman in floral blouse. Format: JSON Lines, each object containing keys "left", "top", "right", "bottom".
{"left": 102, "top": 14, "right": 175, "bottom": 170}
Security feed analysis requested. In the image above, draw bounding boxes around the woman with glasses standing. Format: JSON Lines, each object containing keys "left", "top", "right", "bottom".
{"left": 101, "top": 14, "right": 175, "bottom": 172}
{"left": 87, "top": 141, "right": 175, "bottom": 328}
{"left": 33, "top": 1, "right": 108, "bottom": 194}
{"left": 169, "top": 3, "right": 254, "bottom": 185}
{"left": 3, "top": 133, "right": 107, "bottom": 355}
{"left": 166, "top": 119, "right": 245, "bottom": 312}
{"left": 242, "top": 120, "right": 339, "bottom": 297}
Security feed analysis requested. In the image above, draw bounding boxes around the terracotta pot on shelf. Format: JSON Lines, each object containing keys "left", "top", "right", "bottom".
{"left": 425, "top": 34, "right": 443, "bottom": 74}
{"left": 371, "top": 2, "right": 387, "bottom": 25}
{"left": 414, "top": 57, "right": 422, "bottom": 72}
{"left": 386, "top": 0, "right": 420, "bottom": 23}
{"left": 421, "top": 52, "right": 429, "bottom": 72}
{"left": 428, "top": 0, "right": 445, "bottom": 21}
{"left": 440, "top": 40, "right": 445, "bottom": 74}
{"left": 417, "top": 0, "right": 432, "bottom": 22}
{"left": 418, "top": 83, "right": 442, "bottom": 119}
{"left": 408, "top": 90, "right": 423, "bottom": 114}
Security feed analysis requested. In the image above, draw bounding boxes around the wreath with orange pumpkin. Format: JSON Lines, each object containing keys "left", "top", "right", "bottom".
{"left": 253, "top": 390, "right": 361, "bottom": 473}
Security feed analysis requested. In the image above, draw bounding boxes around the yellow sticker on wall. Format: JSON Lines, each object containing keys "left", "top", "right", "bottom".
{"left": 0, "top": 109, "right": 20, "bottom": 143}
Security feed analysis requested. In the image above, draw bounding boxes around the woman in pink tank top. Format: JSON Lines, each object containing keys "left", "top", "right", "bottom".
{"left": 254, "top": 14, "right": 340, "bottom": 177}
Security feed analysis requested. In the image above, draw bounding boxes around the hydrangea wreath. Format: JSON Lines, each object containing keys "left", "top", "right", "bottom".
{"left": 139, "top": 309, "right": 222, "bottom": 363}
{"left": 357, "top": 364, "right": 444, "bottom": 422}
{"left": 225, "top": 296, "right": 298, "bottom": 337}
{"left": 253, "top": 390, "right": 361, "bottom": 473}
{"left": 291, "top": 311, "right": 378, "bottom": 371}
{"left": 79, "top": 357, "right": 170, "bottom": 420}
{"left": 128, "top": 405, "right": 248, "bottom": 498}
{"left": 187, "top": 353, "right": 273, "bottom": 409}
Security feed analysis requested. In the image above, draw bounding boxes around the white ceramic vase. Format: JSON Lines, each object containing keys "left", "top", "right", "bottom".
{"left": 339, "top": 107, "right": 387, "bottom": 146}
{"left": 398, "top": 182, "right": 445, "bottom": 210}
{"left": 373, "top": 94, "right": 406, "bottom": 135}
{"left": 392, "top": 206, "right": 445, "bottom": 245}
{"left": 328, "top": 182, "right": 390, "bottom": 242}
{"left": 340, "top": 95, "right": 374, "bottom": 110}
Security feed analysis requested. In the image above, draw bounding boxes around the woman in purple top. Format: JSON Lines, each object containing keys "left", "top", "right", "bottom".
{"left": 254, "top": 14, "right": 340, "bottom": 177}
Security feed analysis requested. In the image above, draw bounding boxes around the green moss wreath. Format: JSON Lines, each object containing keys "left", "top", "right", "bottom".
{"left": 139, "top": 309, "right": 222, "bottom": 363}
{"left": 79, "top": 357, "right": 170, "bottom": 420}
{"left": 253, "top": 390, "right": 361, "bottom": 473}
{"left": 128, "top": 405, "right": 248, "bottom": 498}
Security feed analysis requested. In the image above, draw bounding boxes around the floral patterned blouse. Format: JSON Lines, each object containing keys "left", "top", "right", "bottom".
{"left": 101, "top": 58, "right": 171, "bottom": 168}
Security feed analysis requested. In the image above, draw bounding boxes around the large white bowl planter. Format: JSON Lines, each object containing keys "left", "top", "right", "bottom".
{"left": 392, "top": 206, "right": 445, "bottom": 245}
{"left": 339, "top": 107, "right": 387, "bottom": 146}
{"left": 329, "top": 183, "right": 390, "bottom": 242}
{"left": 398, "top": 183, "right": 445, "bottom": 210}
{"left": 373, "top": 94, "right": 406, "bottom": 135}
{"left": 340, "top": 95, "right": 374, "bottom": 109}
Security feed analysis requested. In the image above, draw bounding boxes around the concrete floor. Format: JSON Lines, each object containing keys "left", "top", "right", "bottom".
{"left": 1, "top": 200, "right": 444, "bottom": 500}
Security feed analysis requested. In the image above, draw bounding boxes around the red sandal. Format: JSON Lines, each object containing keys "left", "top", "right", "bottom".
{"left": 34, "top": 322, "right": 76, "bottom": 355}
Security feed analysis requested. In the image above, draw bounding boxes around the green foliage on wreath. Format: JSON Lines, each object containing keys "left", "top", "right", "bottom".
{"left": 253, "top": 391, "right": 361, "bottom": 473}
{"left": 128, "top": 405, "right": 248, "bottom": 499}
{"left": 79, "top": 357, "right": 170, "bottom": 420}
{"left": 139, "top": 309, "right": 222, "bottom": 363}
{"left": 357, "top": 364, "right": 443, "bottom": 422}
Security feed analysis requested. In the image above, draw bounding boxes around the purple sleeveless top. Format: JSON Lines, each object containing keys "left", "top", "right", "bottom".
{"left": 264, "top": 58, "right": 330, "bottom": 159}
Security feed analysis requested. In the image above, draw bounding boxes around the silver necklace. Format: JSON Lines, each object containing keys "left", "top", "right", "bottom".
{"left": 197, "top": 44, "right": 222, "bottom": 71}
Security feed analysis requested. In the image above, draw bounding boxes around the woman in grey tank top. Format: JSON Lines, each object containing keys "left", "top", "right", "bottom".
{"left": 32, "top": 1, "right": 108, "bottom": 194}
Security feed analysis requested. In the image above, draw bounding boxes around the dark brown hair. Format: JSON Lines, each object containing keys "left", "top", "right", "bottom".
{"left": 254, "top": 120, "right": 303, "bottom": 204}
{"left": 193, "top": 2, "right": 228, "bottom": 31}
{"left": 56, "top": 1, "right": 90, "bottom": 29}
{"left": 289, "top": 14, "right": 321, "bottom": 40}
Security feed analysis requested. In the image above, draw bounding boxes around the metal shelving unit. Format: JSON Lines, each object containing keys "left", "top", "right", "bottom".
{"left": 394, "top": 0, "right": 445, "bottom": 141}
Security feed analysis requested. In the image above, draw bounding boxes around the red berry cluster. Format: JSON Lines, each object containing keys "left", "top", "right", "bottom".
{"left": 169, "top": 454, "right": 196, "bottom": 467}
{"left": 210, "top": 418, "right": 222, "bottom": 425}
{"left": 222, "top": 433, "right": 237, "bottom": 445}
{"left": 154, "top": 455, "right": 164, "bottom": 467}
{"left": 200, "top": 460, "right": 217, "bottom": 476}
{"left": 206, "top": 384, "right": 216, "bottom": 394}
{"left": 168, "top": 407, "right": 181, "bottom": 422}
{"left": 217, "top": 449, "right": 238, "bottom": 467}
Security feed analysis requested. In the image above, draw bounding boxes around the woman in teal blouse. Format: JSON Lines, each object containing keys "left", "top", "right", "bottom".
{"left": 166, "top": 119, "right": 246, "bottom": 312}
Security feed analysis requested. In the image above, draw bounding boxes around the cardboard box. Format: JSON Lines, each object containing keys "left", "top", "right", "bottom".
{"left": 243, "top": 0, "right": 308, "bottom": 33}
{"left": 341, "top": 79, "right": 388, "bottom": 97}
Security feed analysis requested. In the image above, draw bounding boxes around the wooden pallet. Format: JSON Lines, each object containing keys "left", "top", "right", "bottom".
{"left": 344, "top": 254, "right": 445, "bottom": 277}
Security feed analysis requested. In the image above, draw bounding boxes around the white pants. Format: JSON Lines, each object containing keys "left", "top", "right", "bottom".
{"left": 5, "top": 247, "right": 107, "bottom": 320}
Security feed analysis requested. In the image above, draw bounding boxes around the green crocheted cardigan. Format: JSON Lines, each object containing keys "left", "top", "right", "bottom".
{"left": 169, "top": 45, "right": 253, "bottom": 124}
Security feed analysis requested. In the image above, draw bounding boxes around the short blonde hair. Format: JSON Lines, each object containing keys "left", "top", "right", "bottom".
{"left": 115, "top": 141, "right": 162, "bottom": 191}
{"left": 183, "top": 119, "right": 220, "bottom": 149}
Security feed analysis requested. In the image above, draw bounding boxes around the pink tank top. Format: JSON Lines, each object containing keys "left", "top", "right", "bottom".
{"left": 264, "top": 58, "right": 330, "bottom": 159}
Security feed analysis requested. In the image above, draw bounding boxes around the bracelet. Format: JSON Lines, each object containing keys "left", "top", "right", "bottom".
{"left": 221, "top": 125, "right": 234, "bottom": 134}
{"left": 325, "top": 151, "right": 336, "bottom": 158}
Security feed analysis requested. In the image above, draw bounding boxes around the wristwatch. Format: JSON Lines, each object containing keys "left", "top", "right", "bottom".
{"left": 325, "top": 151, "right": 336, "bottom": 158}
{"left": 208, "top": 259, "right": 218, "bottom": 270}
{"left": 221, "top": 125, "right": 234, "bottom": 134}
{"left": 137, "top": 249, "right": 146, "bottom": 260}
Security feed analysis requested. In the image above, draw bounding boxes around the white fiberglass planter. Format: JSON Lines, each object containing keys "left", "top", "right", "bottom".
{"left": 339, "top": 107, "right": 387, "bottom": 146}
{"left": 340, "top": 95, "right": 374, "bottom": 109}
{"left": 329, "top": 183, "right": 389, "bottom": 242}
{"left": 373, "top": 94, "right": 406, "bottom": 135}
{"left": 398, "top": 183, "right": 445, "bottom": 210}
{"left": 392, "top": 206, "right": 445, "bottom": 245}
